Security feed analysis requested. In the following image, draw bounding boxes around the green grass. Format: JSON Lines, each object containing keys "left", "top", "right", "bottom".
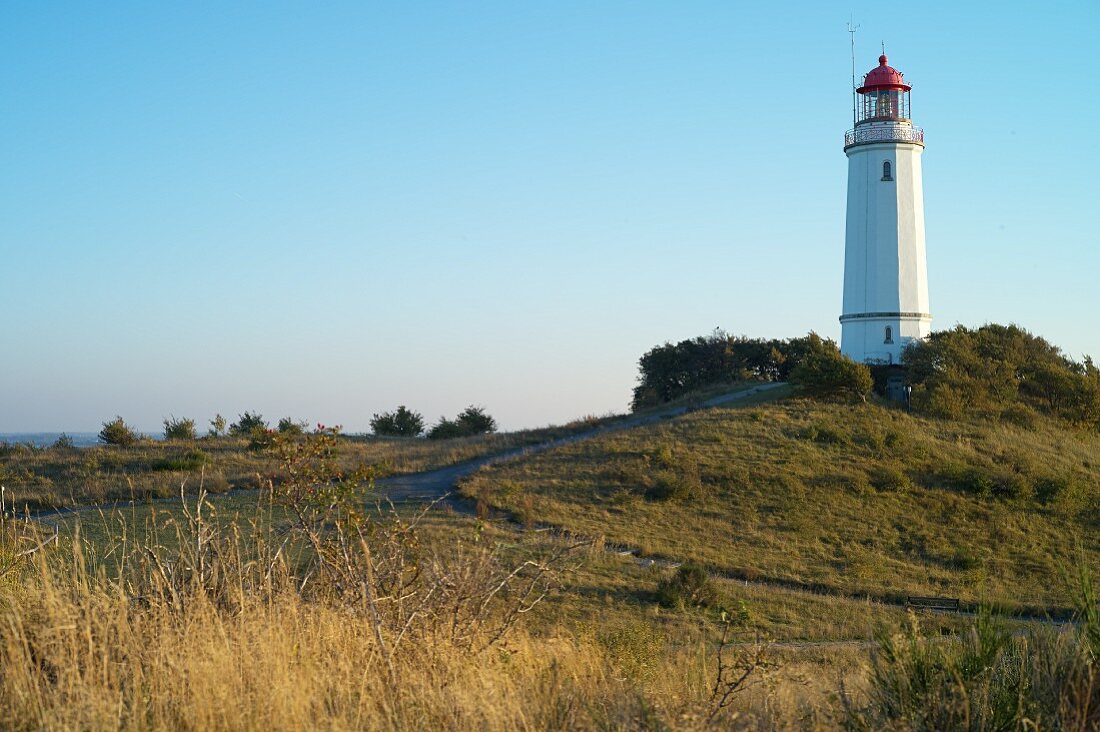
{"left": 460, "top": 396, "right": 1100, "bottom": 614}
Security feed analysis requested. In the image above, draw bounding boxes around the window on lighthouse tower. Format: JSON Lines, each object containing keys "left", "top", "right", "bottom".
{"left": 881, "top": 161, "right": 893, "bottom": 181}
{"left": 884, "top": 326, "right": 894, "bottom": 344}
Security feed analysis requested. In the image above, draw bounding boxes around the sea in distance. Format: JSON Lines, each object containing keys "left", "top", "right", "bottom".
{"left": 1, "top": 433, "right": 109, "bottom": 448}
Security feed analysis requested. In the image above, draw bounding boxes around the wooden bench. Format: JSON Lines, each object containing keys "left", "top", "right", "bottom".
{"left": 905, "top": 596, "right": 960, "bottom": 613}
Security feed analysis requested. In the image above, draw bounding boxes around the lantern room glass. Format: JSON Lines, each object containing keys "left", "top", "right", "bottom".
{"left": 857, "top": 89, "right": 911, "bottom": 124}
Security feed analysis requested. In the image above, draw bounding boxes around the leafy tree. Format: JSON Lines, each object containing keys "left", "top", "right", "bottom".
{"left": 208, "top": 414, "right": 227, "bottom": 438}
{"left": 426, "top": 418, "right": 465, "bottom": 440}
{"left": 163, "top": 416, "right": 197, "bottom": 441}
{"left": 456, "top": 405, "right": 496, "bottom": 435}
{"left": 230, "top": 412, "right": 268, "bottom": 436}
{"left": 370, "top": 406, "right": 425, "bottom": 437}
{"left": 632, "top": 329, "right": 821, "bottom": 409}
{"left": 788, "top": 333, "right": 873, "bottom": 402}
{"left": 99, "top": 416, "right": 139, "bottom": 447}
{"left": 277, "top": 417, "right": 308, "bottom": 436}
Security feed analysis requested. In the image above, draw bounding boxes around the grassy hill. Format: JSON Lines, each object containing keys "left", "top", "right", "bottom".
{"left": 460, "top": 394, "right": 1100, "bottom": 613}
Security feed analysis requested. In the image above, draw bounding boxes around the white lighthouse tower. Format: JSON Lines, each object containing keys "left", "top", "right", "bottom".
{"left": 840, "top": 54, "right": 931, "bottom": 364}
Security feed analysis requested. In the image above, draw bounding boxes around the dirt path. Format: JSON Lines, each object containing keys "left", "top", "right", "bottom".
{"left": 378, "top": 382, "right": 787, "bottom": 504}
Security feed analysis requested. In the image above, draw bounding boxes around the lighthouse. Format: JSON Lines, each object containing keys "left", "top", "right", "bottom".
{"left": 840, "top": 54, "right": 931, "bottom": 365}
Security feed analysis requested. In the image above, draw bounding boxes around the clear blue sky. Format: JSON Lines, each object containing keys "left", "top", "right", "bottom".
{"left": 2, "top": 1, "right": 1098, "bottom": 433}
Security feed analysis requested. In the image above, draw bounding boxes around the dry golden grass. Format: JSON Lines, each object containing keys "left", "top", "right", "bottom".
{"left": 0, "top": 500, "right": 858, "bottom": 731}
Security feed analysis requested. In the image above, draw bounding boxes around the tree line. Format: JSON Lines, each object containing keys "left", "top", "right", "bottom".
{"left": 633, "top": 324, "right": 1100, "bottom": 429}
{"left": 96, "top": 405, "right": 498, "bottom": 446}
{"left": 369, "top": 405, "right": 497, "bottom": 439}
{"left": 631, "top": 331, "right": 839, "bottom": 409}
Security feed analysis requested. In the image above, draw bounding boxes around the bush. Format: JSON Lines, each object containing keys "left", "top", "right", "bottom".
{"left": 52, "top": 434, "right": 75, "bottom": 450}
{"left": 456, "top": 406, "right": 496, "bottom": 435}
{"left": 938, "top": 464, "right": 1033, "bottom": 501}
{"left": 645, "top": 470, "right": 699, "bottom": 501}
{"left": 426, "top": 406, "right": 498, "bottom": 440}
{"left": 915, "top": 384, "right": 967, "bottom": 419}
{"left": 247, "top": 427, "right": 277, "bottom": 452}
{"left": 904, "top": 324, "right": 1100, "bottom": 427}
{"left": 427, "top": 418, "right": 464, "bottom": 440}
{"left": 98, "top": 417, "right": 139, "bottom": 447}
{"left": 277, "top": 417, "right": 308, "bottom": 436}
{"left": 788, "top": 333, "right": 873, "bottom": 402}
{"left": 230, "top": 412, "right": 267, "bottom": 436}
{"left": 163, "top": 416, "right": 196, "bottom": 441}
{"left": 1001, "top": 403, "right": 1040, "bottom": 428}
{"left": 208, "top": 414, "right": 227, "bottom": 438}
{"left": 1035, "top": 476, "right": 1089, "bottom": 512}
{"left": 370, "top": 406, "right": 425, "bottom": 437}
{"left": 799, "top": 422, "right": 849, "bottom": 445}
{"left": 868, "top": 464, "right": 913, "bottom": 492}
{"left": 656, "top": 563, "right": 717, "bottom": 608}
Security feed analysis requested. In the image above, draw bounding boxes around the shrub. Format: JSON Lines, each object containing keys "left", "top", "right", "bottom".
{"left": 799, "top": 422, "right": 849, "bottom": 445}
{"left": 1035, "top": 476, "right": 1089, "bottom": 512}
{"left": 426, "top": 418, "right": 464, "bottom": 440}
{"left": 1001, "top": 403, "right": 1039, "bottom": 428}
{"left": 904, "top": 324, "right": 1100, "bottom": 427}
{"left": 230, "top": 412, "right": 267, "bottom": 436}
{"left": 918, "top": 384, "right": 967, "bottom": 419}
{"left": 247, "top": 427, "right": 277, "bottom": 452}
{"left": 163, "top": 416, "right": 196, "bottom": 441}
{"left": 208, "top": 414, "right": 227, "bottom": 438}
{"left": 51, "top": 434, "right": 75, "bottom": 450}
{"left": 868, "top": 464, "right": 913, "bottom": 492}
{"left": 789, "top": 333, "right": 873, "bottom": 402}
{"left": 370, "top": 406, "right": 425, "bottom": 437}
{"left": 656, "top": 563, "right": 717, "bottom": 608}
{"left": 456, "top": 406, "right": 496, "bottom": 435}
{"left": 426, "top": 406, "right": 498, "bottom": 440}
{"left": 643, "top": 446, "right": 703, "bottom": 501}
{"left": 277, "top": 417, "right": 308, "bottom": 436}
{"left": 645, "top": 471, "right": 696, "bottom": 501}
{"left": 98, "top": 417, "right": 139, "bottom": 447}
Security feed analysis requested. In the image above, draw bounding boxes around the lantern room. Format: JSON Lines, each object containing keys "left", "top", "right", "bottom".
{"left": 855, "top": 55, "right": 911, "bottom": 123}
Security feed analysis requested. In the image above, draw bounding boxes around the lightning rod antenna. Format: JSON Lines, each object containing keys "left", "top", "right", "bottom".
{"left": 847, "top": 19, "right": 860, "bottom": 128}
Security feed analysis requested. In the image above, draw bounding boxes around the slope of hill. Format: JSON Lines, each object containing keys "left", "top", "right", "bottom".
{"left": 460, "top": 395, "right": 1100, "bottom": 613}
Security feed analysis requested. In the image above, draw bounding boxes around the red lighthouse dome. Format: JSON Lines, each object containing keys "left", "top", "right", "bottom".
{"left": 857, "top": 55, "right": 911, "bottom": 93}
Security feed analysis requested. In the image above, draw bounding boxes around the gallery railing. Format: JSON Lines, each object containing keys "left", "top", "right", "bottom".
{"left": 844, "top": 125, "right": 924, "bottom": 148}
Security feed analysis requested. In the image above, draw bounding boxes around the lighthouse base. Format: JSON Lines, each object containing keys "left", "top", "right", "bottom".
{"left": 839, "top": 313, "right": 931, "bottom": 366}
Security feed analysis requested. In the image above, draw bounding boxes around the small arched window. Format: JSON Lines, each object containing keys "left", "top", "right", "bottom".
{"left": 884, "top": 326, "right": 894, "bottom": 344}
{"left": 881, "top": 161, "right": 893, "bottom": 181}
